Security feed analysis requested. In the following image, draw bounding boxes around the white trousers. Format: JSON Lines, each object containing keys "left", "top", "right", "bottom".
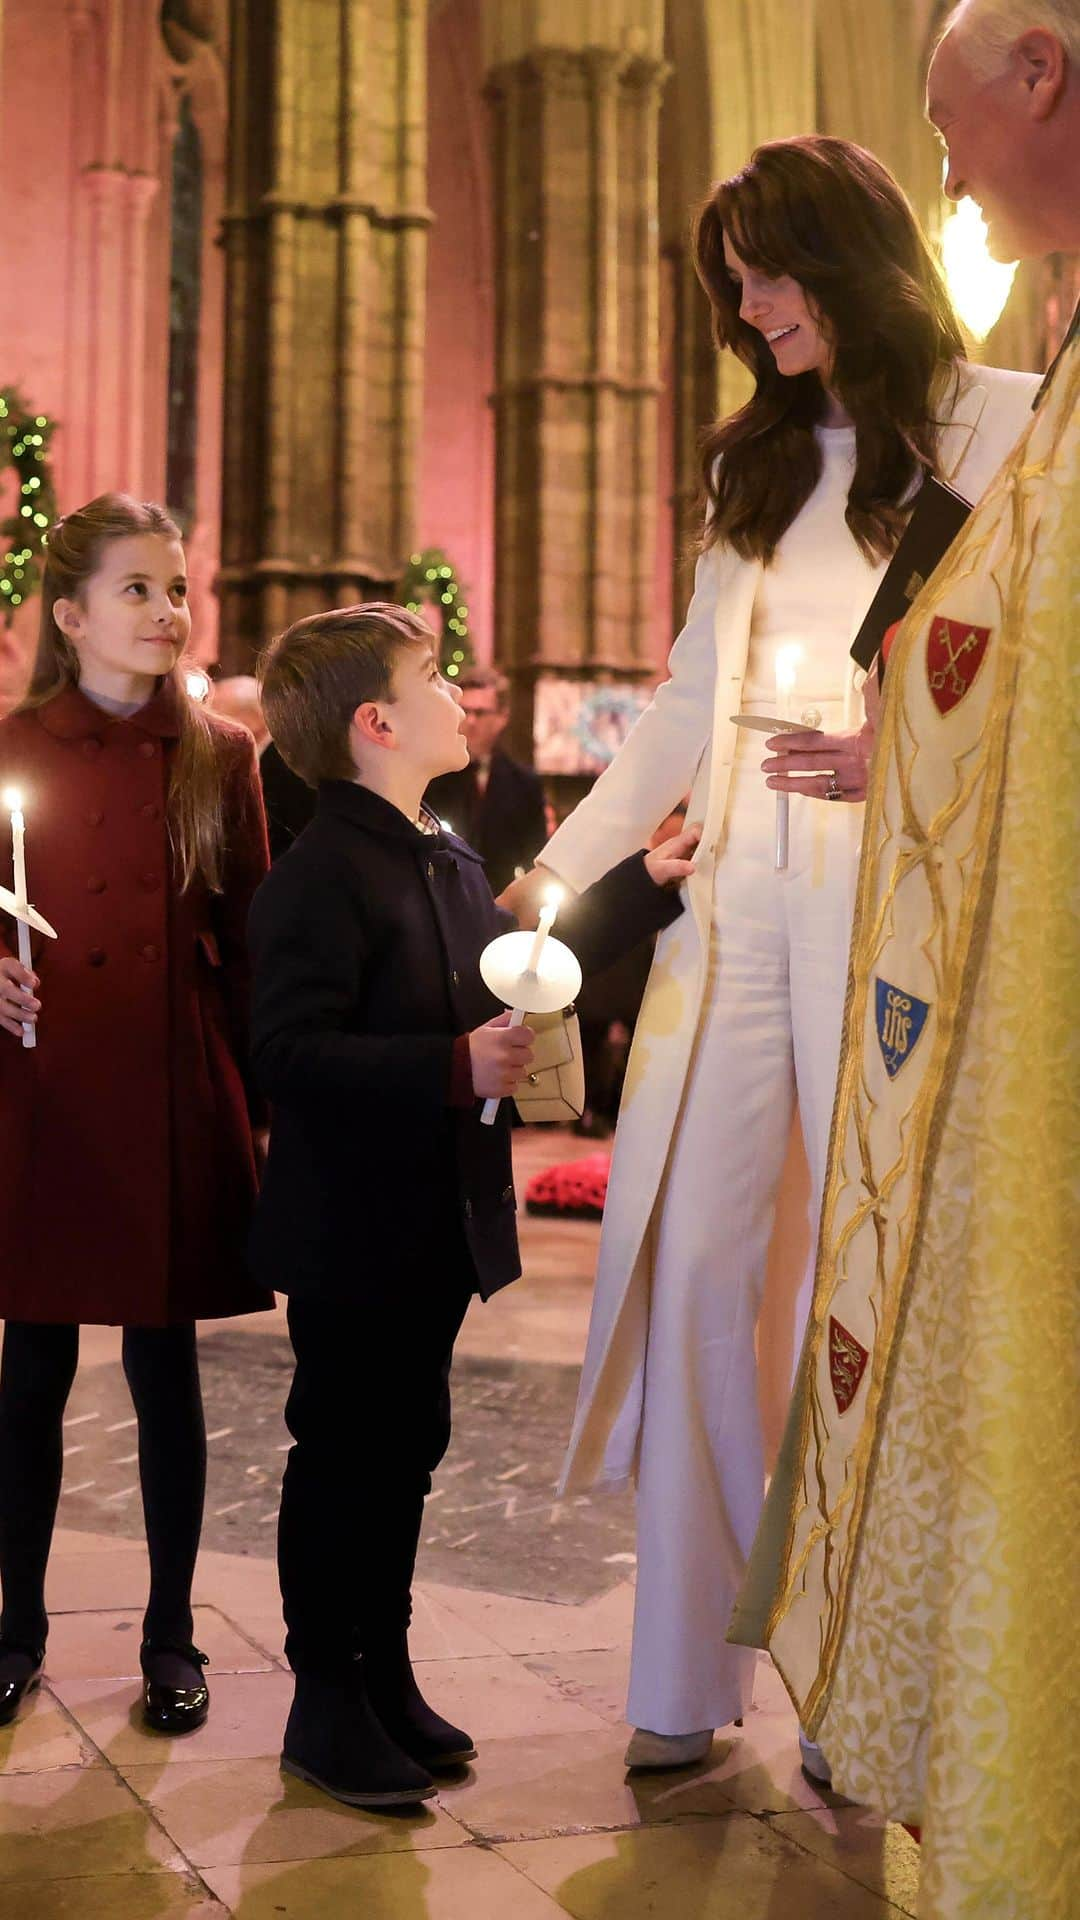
{"left": 627, "top": 747, "right": 859, "bottom": 1734}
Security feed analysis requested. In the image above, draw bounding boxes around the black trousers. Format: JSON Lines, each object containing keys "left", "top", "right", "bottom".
{"left": 279, "top": 1269, "right": 475, "bottom": 1677}
{"left": 0, "top": 1321, "right": 206, "bottom": 1654}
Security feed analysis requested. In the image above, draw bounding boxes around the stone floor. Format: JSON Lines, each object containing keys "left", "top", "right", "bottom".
{"left": 0, "top": 1131, "right": 920, "bottom": 1917}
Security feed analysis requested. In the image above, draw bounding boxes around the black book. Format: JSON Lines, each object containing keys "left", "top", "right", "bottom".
{"left": 850, "top": 475, "right": 972, "bottom": 672}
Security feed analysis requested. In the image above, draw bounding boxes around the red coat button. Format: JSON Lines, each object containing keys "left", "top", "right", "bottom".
{"left": 87, "top": 948, "right": 106, "bottom": 967}
{"left": 140, "top": 944, "right": 160, "bottom": 964}
{"left": 86, "top": 876, "right": 107, "bottom": 894}
{"left": 85, "top": 809, "right": 104, "bottom": 827}
{"left": 137, "top": 740, "right": 156, "bottom": 759}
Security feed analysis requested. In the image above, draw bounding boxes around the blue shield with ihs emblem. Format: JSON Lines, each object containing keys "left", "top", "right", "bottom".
{"left": 875, "top": 978, "right": 930, "bottom": 1079}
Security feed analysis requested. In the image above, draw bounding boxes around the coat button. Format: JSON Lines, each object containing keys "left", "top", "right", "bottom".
{"left": 87, "top": 947, "right": 106, "bottom": 967}
{"left": 463, "top": 1198, "right": 473, "bottom": 1219}
{"left": 86, "top": 876, "right": 107, "bottom": 894}
{"left": 140, "top": 802, "right": 161, "bottom": 820}
{"left": 137, "top": 740, "right": 156, "bottom": 759}
{"left": 451, "top": 968, "right": 460, "bottom": 987}
{"left": 85, "top": 809, "right": 104, "bottom": 827}
{"left": 427, "top": 861, "right": 435, "bottom": 880}
{"left": 82, "top": 738, "right": 102, "bottom": 759}
{"left": 139, "top": 943, "right": 160, "bottom": 964}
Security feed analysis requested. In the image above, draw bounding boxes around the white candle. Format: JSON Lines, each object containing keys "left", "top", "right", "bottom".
{"left": 525, "top": 896, "right": 559, "bottom": 975}
{"left": 3, "top": 788, "right": 36, "bottom": 1049}
{"left": 774, "top": 647, "right": 801, "bottom": 873}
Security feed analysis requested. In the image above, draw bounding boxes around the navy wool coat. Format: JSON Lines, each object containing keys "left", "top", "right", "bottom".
{"left": 247, "top": 780, "right": 682, "bottom": 1305}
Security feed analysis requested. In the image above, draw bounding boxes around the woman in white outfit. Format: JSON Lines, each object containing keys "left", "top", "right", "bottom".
{"left": 502, "top": 135, "right": 1039, "bottom": 1770}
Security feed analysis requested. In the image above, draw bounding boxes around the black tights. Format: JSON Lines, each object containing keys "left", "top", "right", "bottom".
{"left": 0, "top": 1321, "right": 206, "bottom": 1654}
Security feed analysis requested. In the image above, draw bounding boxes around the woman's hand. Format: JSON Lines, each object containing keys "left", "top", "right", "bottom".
{"left": 0, "top": 957, "right": 39, "bottom": 1040}
{"left": 644, "top": 823, "right": 702, "bottom": 887}
{"left": 496, "top": 865, "right": 576, "bottom": 929}
{"left": 761, "top": 723, "right": 873, "bottom": 804}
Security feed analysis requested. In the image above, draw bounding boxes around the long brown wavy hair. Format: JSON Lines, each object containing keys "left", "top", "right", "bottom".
{"left": 693, "top": 135, "right": 967, "bottom": 564}
{"left": 21, "top": 493, "right": 230, "bottom": 893}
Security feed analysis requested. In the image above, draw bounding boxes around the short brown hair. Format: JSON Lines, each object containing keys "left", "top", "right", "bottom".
{"left": 258, "top": 602, "right": 434, "bottom": 786}
{"left": 458, "top": 664, "right": 510, "bottom": 711}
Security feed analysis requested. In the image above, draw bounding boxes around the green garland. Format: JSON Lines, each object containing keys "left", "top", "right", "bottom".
{"left": 398, "top": 547, "right": 473, "bottom": 677}
{"left": 0, "top": 389, "right": 58, "bottom": 623}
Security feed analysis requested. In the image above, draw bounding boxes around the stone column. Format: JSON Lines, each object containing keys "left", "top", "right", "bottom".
{"left": 218, "top": 0, "right": 430, "bottom": 669}
{"left": 483, "top": 3, "right": 668, "bottom": 752}
{"left": 665, "top": 0, "right": 819, "bottom": 624}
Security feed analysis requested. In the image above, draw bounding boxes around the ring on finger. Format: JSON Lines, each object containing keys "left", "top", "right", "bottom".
{"left": 826, "top": 777, "right": 844, "bottom": 801}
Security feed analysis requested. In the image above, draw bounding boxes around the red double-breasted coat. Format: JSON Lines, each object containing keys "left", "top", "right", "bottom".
{"left": 0, "top": 682, "right": 274, "bottom": 1326}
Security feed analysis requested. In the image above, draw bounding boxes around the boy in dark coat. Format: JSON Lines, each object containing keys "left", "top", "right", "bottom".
{"left": 249, "top": 604, "right": 698, "bottom": 1810}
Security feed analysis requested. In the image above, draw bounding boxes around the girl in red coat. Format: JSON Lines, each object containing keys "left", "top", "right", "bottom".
{"left": 0, "top": 494, "right": 272, "bottom": 1733}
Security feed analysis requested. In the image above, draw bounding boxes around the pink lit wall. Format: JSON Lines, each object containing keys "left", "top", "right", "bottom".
{"left": 420, "top": 0, "right": 496, "bottom": 663}
{"left": 0, "top": 2, "right": 227, "bottom": 708}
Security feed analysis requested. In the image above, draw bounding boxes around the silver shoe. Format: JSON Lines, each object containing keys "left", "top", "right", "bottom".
{"left": 798, "top": 1728, "right": 833, "bottom": 1785}
{"left": 624, "top": 1726, "right": 713, "bottom": 1770}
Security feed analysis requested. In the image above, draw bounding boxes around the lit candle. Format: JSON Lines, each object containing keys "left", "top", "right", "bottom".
{"left": 480, "top": 887, "right": 565, "bottom": 1126}
{"left": 774, "top": 646, "right": 801, "bottom": 873}
{"left": 3, "top": 788, "right": 36, "bottom": 1049}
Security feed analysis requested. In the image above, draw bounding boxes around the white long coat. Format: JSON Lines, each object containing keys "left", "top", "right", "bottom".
{"left": 544, "top": 362, "right": 1041, "bottom": 1496}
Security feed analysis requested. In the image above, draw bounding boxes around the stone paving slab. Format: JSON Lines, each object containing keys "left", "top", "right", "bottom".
{"left": 52, "top": 1338, "right": 636, "bottom": 1605}
{"left": 496, "top": 1814, "right": 905, "bottom": 1919}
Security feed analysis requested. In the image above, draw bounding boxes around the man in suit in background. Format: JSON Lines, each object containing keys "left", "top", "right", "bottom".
{"left": 426, "top": 667, "right": 548, "bottom": 895}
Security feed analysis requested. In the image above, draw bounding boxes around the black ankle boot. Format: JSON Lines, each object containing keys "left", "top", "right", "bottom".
{"left": 362, "top": 1633, "right": 477, "bottom": 1770}
{"left": 0, "top": 1642, "right": 44, "bottom": 1728}
{"left": 140, "top": 1642, "right": 210, "bottom": 1735}
{"left": 282, "top": 1668, "right": 437, "bottom": 1808}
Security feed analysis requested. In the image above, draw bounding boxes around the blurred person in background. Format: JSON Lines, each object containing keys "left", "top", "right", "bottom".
{"left": 426, "top": 666, "right": 547, "bottom": 895}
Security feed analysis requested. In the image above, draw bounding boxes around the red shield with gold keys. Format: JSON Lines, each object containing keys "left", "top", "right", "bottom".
{"left": 926, "top": 616, "right": 991, "bottom": 715}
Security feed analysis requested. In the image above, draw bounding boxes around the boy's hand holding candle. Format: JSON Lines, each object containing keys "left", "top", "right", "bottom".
{"left": 478, "top": 886, "right": 581, "bottom": 1125}
{"left": 468, "top": 1011, "right": 536, "bottom": 1100}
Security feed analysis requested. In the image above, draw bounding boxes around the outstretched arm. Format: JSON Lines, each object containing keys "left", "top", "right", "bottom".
{"left": 534, "top": 550, "right": 722, "bottom": 894}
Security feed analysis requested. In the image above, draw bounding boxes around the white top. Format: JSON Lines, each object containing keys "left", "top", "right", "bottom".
{"left": 742, "top": 426, "right": 878, "bottom": 713}
{"left": 540, "top": 363, "right": 1041, "bottom": 899}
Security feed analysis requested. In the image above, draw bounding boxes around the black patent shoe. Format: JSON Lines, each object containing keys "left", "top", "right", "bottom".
{"left": 140, "top": 1643, "right": 210, "bottom": 1735}
{"left": 0, "top": 1643, "right": 44, "bottom": 1728}
{"left": 281, "top": 1670, "right": 437, "bottom": 1808}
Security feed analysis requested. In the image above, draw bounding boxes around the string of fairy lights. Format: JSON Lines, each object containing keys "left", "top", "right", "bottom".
{"left": 0, "top": 390, "right": 57, "bottom": 621}
{"left": 398, "top": 548, "right": 473, "bottom": 676}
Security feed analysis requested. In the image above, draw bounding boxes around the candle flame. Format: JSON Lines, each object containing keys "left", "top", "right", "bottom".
{"left": 775, "top": 645, "right": 802, "bottom": 694}
{"left": 185, "top": 669, "right": 211, "bottom": 703}
{"left": 2, "top": 788, "right": 23, "bottom": 815}
{"left": 542, "top": 885, "right": 564, "bottom": 913}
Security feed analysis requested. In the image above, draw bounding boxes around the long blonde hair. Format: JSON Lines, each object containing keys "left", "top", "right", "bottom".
{"left": 22, "top": 492, "right": 229, "bottom": 893}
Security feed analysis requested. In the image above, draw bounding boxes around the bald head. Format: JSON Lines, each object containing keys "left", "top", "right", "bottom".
{"left": 929, "top": 2, "right": 1080, "bottom": 258}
